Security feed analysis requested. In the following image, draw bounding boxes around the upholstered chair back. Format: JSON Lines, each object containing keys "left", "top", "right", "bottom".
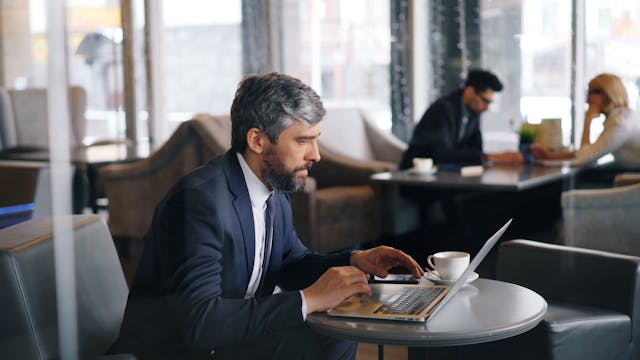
{"left": 291, "top": 106, "right": 416, "bottom": 251}
{"left": 100, "top": 114, "right": 232, "bottom": 251}
{"left": 0, "top": 215, "right": 129, "bottom": 359}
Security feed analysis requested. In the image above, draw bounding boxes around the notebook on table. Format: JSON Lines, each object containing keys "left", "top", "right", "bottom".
{"left": 327, "top": 219, "right": 512, "bottom": 322}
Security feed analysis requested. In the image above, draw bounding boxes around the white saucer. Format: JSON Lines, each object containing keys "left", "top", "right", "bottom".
{"left": 408, "top": 166, "right": 437, "bottom": 176}
{"left": 424, "top": 270, "right": 479, "bottom": 286}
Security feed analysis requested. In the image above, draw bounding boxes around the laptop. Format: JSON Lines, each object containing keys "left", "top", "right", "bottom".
{"left": 327, "top": 219, "right": 512, "bottom": 322}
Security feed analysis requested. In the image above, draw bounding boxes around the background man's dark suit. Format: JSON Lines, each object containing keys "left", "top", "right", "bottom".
{"left": 399, "top": 90, "right": 483, "bottom": 169}
{"left": 111, "top": 150, "right": 352, "bottom": 358}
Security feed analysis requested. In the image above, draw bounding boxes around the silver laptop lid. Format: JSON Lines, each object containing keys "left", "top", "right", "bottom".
{"left": 427, "top": 219, "right": 512, "bottom": 321}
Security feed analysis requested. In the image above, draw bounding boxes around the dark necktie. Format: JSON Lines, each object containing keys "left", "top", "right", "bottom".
{"left": 458, "top": 114, "right": 468, "bottom": 142}
{"left": 257, "top": 194, "right": 275, "bottom": 295}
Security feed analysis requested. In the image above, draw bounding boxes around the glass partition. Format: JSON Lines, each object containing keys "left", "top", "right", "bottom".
{"left": 480, "top": 0, "right": 573, "bottom": 152}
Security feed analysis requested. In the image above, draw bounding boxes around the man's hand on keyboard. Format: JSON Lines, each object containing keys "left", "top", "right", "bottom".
{"left": 302, "top": 266, "right": 371, "bottom": 314}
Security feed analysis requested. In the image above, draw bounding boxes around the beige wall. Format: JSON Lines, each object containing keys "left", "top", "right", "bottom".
{"left": 1, "top": 0, "right": 33, "bottom": 87}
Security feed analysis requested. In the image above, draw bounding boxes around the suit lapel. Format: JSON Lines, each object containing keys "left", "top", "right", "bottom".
{"left": 223, "top": 151, "right": 256, "bottom": 281}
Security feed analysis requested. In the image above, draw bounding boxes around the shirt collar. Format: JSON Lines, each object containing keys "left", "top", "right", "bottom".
{"left": 236, "top": 152, "right": 272, "bottom": 208}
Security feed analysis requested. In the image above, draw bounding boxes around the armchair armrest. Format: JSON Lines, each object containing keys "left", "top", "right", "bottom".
{"left": 311, "top": 146, "right": 395, "bottom": 188}
{"left": 497, "top": 240, "right": 640, "bottom": 319}
{"left": 562, "top": 183, "right": 640, "bottom": 209}
{"left": 614, "top": 172, "right": 640, "bottom": 187}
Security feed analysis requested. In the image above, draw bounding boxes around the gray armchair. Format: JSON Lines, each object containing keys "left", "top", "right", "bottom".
{"left": 99, "top": 114, "right": 231, "bottom": 254}
{"left": 291, "top": 107, "right": 418, "bottom": 252}
{"left": 496, "top": 239, "right": 640, "bottom": 360}
{"left": 0, "top": 214, "right": 133, "bottom": 359}
{"left": 561, "top": 174, "right": 640, "bottom": 256}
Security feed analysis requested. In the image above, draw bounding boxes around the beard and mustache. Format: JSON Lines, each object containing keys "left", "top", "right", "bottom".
{"left": 261, "top": 147, "right": 313, "bottom": 193}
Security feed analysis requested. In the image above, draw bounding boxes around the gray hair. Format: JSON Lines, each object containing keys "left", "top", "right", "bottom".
{"left": 230, "top": 72, "right": 326, "bottom": 152}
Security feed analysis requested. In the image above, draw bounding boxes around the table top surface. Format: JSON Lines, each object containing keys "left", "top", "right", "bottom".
{"left": 4, "top": 142, "right": 150, "bottom": 165}
{"left": 307, "top": 278, "right": 547, "bottom": 347}
{"left": 371, "top": 164, "right": 576, "bottom": 191}
{"left": 372, "top": 155, "right": 615, "bottom": 192}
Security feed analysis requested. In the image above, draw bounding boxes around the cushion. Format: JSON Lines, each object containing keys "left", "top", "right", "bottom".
{"left": 320, "top": 108, "right": 374, "bottom": 161}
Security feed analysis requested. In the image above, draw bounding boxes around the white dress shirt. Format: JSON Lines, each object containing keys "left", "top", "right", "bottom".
{"left": 236, "top": 153, "right": 308, "bottom": 318}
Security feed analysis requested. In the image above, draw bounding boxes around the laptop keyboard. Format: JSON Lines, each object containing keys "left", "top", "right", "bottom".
{"left": 374, "top": 287, "right": 445, "bottom": 315}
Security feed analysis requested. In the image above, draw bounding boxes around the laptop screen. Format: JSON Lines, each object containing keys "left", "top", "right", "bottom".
{"left": 427, "top": 218, "right": 512, "bottom": 320}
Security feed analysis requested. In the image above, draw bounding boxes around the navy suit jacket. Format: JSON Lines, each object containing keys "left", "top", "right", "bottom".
{"left": 400, "top": 90, "right": 484, "bottom": 169}
{"left": 111, "top": 151, "right": 351, "bottom": 358}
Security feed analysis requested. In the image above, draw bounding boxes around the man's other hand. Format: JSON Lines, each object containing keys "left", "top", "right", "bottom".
{"left": 350, "top": 246, "right": 424, "bottom": 280}
{"left": 485, "top": 151, "right": 524, "bottom": 165}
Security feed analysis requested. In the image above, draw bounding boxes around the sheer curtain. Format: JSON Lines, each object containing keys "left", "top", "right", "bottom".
{"left": 242, "top": 0, "right": 270, "bottom": 74}
{"left": 390, "top": 0, "right": 411, "bottom": 141}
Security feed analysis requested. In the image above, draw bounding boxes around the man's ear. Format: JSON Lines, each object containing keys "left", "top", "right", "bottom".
{"left": 246, "top": 128, "right": 267, "bottom": 154}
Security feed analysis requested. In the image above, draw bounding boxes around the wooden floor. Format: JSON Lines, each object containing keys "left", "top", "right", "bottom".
{"left": 356, "top": 343, "right": 407, "bottom": 360}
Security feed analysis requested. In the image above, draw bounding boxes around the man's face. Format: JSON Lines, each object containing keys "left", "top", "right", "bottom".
{"left": 261, "top": 120, "right": 321, "bottom": 192}
{"left": 466, "top": 87, "right": 495, "bottom": 115}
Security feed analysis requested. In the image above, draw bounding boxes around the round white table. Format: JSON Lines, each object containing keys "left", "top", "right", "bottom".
{"left": 308, "top": 278, "right": 547, "bottom": 359}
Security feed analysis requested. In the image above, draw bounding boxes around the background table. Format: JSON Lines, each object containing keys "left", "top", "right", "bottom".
{"left": 372, "top": 164, "right": 580, "bottom": 246}
{"left": 5, "top": 142, "right": 150, "bottom": 213}
{"left": 371, "top": 164, "right": 577, "bottom": 192}
{"left": 308, "top": 278, "right": 546, "bottom": 359}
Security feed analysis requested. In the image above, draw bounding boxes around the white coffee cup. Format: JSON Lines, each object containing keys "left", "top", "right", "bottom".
{"left": 427, "top": 251, "right": 470, "bottom": 281}
{"left": 412, "top": 157, "right": 433, "bottom": 173}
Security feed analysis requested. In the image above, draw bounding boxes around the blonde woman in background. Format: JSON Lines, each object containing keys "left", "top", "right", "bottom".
{"left": 532, "top": 73, "right": 640, "bottom": 168}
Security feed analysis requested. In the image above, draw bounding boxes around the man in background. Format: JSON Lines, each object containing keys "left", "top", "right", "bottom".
{"left": 400, "top": 69, "right": 523, "bottom": 169}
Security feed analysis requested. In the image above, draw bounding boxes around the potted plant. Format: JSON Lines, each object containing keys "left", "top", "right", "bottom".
{"left": 518, "top": 123, "right": 538, "bottom": 163}
{"left": 519, "top": 123, "right": 538, "bottom": 145}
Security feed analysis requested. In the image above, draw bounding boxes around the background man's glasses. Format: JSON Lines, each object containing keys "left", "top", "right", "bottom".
{"left": 475, "top": 91, "right": 492, "bottom": 105}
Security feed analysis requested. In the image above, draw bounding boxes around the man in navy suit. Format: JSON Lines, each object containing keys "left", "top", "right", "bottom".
{"left": 110, "top": 73, "right": 423, "bottom": 359}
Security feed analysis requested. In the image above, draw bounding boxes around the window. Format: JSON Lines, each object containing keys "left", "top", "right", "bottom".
{"left": 278, "top": 0, "right": 391, "bottom": 129}
{"left": 585, "top": 2, "right": 640, "bottom": 141}
{"left": 67, "top": 0, "right": 125, "bottom": 143}
{"left": 160, "top": 0, "right": 242, "bottom": 137}
{"left": 480, "top": 0, "right": 573, "bottom": 150}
